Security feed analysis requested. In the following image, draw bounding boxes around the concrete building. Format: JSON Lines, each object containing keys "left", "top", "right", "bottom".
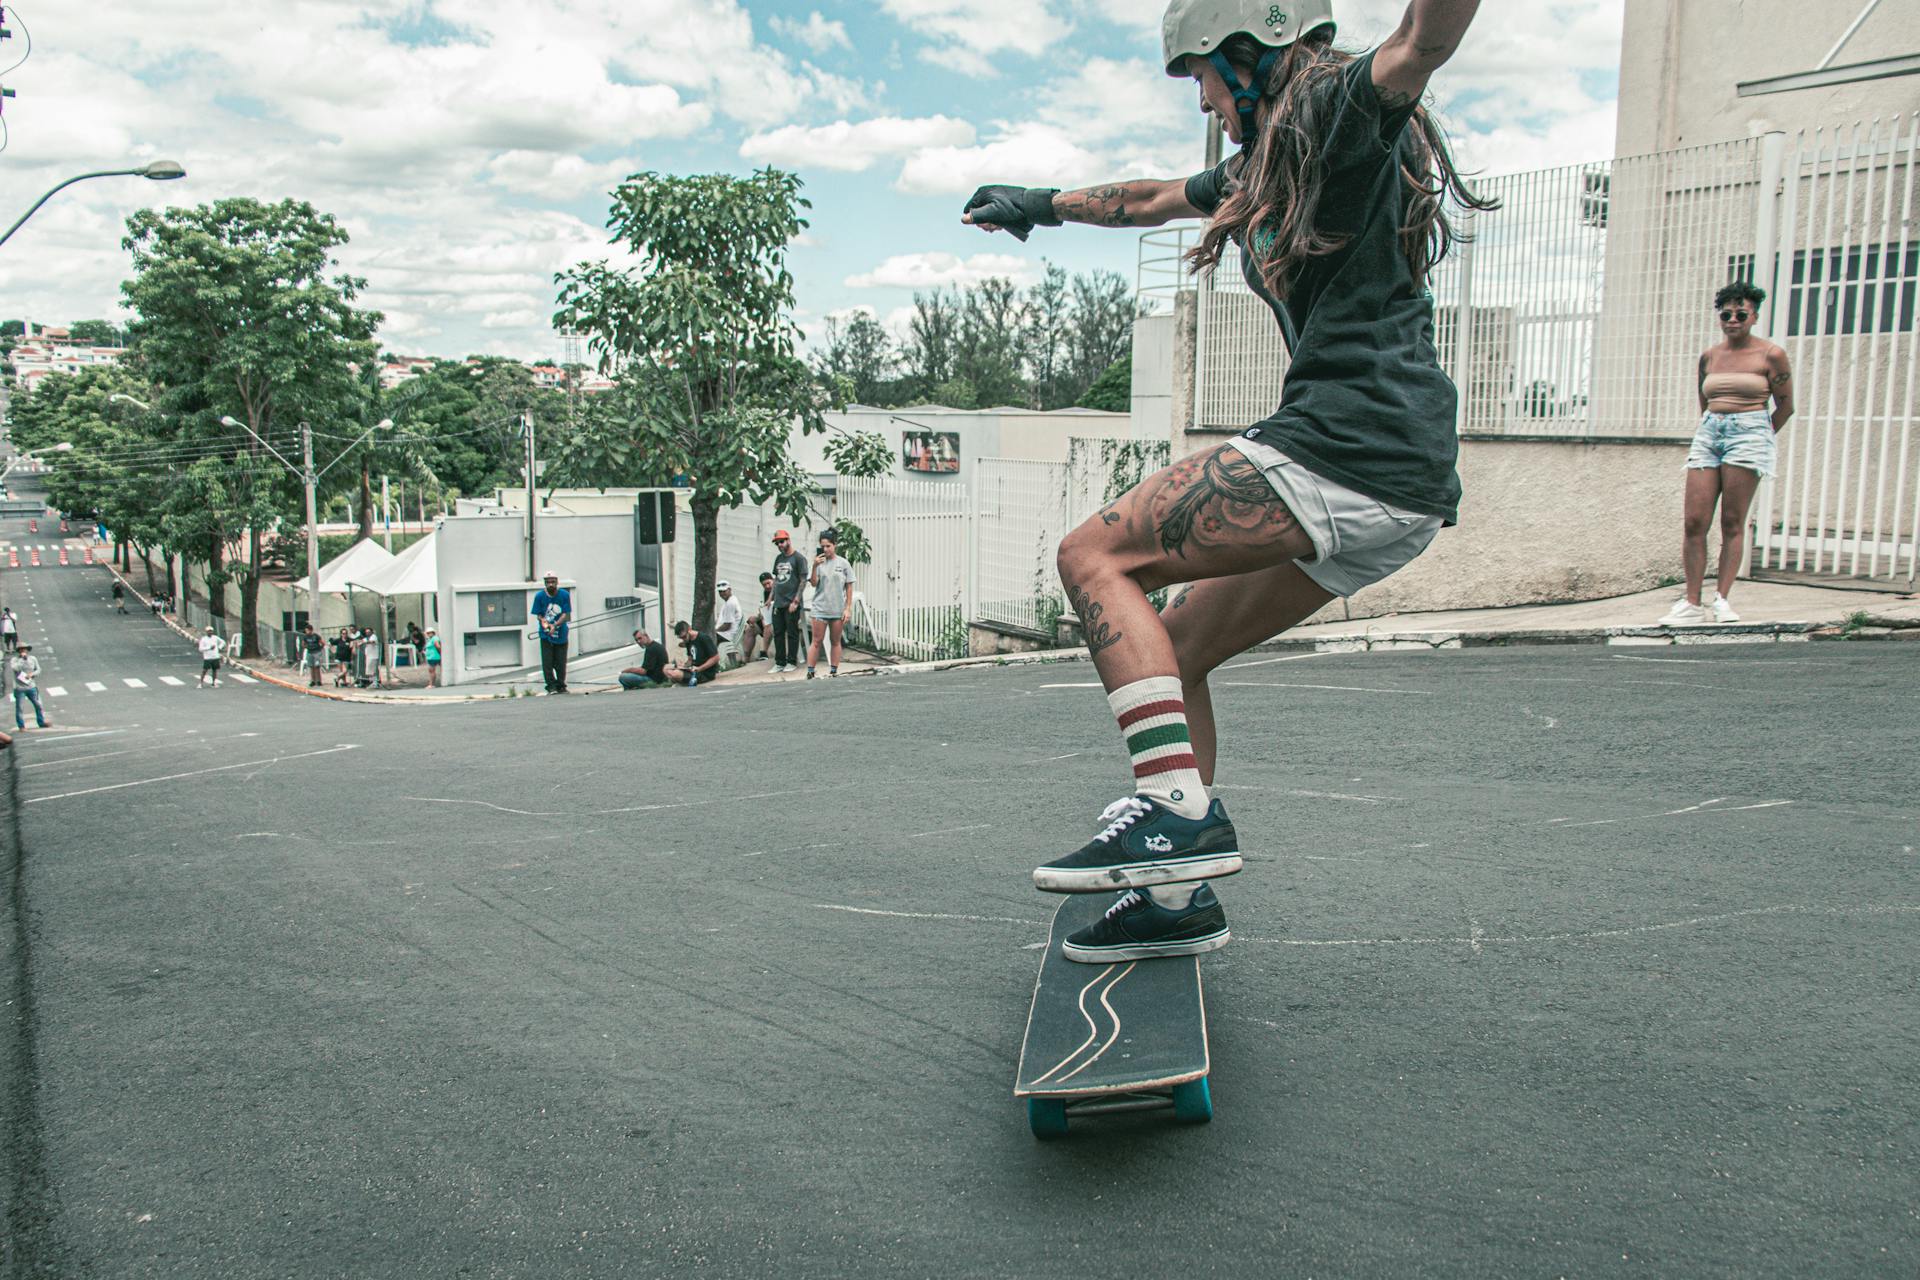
{"left": 795, "top": 404, "right": 1136, "bottom": 482}
{"left": 1617, "top": 0, "right": 1918, "bottom": 154}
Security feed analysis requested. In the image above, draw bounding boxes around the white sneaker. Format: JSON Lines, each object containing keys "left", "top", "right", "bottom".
{"left": 1709, "top": 594, "right": 1740, "bottom": 623}
{"left": 1657, "top": 599, "right": 1709, "bottom": 626}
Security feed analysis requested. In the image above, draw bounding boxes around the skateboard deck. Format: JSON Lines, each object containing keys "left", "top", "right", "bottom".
{"left": 1014, "top": 894, "right": 1212, "bottom": 1137}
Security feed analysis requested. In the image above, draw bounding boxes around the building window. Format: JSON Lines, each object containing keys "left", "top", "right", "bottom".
{"left": 1730, "top": 243, "right": 1920, "bottom": 337}
{"left": 475, "top": 590, "right": 522, "bottom": 628}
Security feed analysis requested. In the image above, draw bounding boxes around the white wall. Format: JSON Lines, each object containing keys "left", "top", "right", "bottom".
{"left": 434, "top": 509, "right": 640, "bottom": 684}
{"left": 806, "top": 405, "right": 1135, "bottom": 481}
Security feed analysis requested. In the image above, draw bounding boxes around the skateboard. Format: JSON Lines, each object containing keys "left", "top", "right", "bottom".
{"left": 1014, "top": 894, "right": 1213, "bottom": 1138}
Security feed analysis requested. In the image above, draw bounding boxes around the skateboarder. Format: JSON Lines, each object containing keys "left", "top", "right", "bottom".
{"left": 964, "top": 0, "right": 1491, "bottom": 961}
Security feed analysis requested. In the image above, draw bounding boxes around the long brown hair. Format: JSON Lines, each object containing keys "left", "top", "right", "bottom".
{"left": 1187, "top": 32, "right": 1497, "bottom": 300}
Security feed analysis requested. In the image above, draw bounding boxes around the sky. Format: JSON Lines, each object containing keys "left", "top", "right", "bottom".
{"left": 0, "top": 0, "right": 1623, "bottom": 362}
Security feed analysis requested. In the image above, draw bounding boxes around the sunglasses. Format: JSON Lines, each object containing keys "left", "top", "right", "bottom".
{"left": 1718, "top": 309, "right": 1751, "bottom": 322}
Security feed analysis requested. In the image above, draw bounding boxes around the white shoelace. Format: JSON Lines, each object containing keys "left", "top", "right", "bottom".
{"left": 1104, "top": 890, "right": 1146, "bottom": 920}
{"left": 1094, "top": 796, "right": 1151, "bottom": 843}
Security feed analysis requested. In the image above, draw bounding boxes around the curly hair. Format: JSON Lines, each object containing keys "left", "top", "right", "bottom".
{"left": 1186, "top": 31, "right": 1497, "bottom": 299}
{"left": 1713, "top": 281, "right": 1767, "bottom": 310}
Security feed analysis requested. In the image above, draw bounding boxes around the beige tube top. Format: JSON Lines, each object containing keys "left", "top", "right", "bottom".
{"left": 1703, "top": 370, "right": 1769, "bottom": 413}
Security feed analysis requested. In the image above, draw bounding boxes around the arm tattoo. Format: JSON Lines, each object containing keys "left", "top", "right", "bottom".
{"left": 1056, "top": 182, "right": 1154, "bottom": 228}
{"left": 1069, "top": 584, "right": 1122, "bottom": 658}
{"left": 1150, "top": 448, "right": 1298, "bottom": 559}
{"left": 1375, "top": 85, "right": 1419, "bottom": 112}
{"left": 1769, "top": 370, "right": 1792, "bottom": 388}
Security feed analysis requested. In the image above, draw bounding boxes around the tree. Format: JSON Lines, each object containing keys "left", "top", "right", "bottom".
{"left": 553, "top": 168, "right": 888, "bottom": 635}
{"left": 812, "top": 311, "right": 896, "bottom": 404}
{"left": 65, "top": 319, "right": 125, "bottom": 346}
{"left": 121, "top": 198, "right": 381, "bottom": 655}
{"left": 901, "top": 289, "right": 961, "bottom": 391}
{"left": 1076, "top": 355, "right": 1132, "bottom": 412}
{"left": 1021, "top": 263, "right": 1073, "bottom": 409}
{"left": 955, "top": 277, "right": 1026, "bottom": 408}
{"left": 1066, "top": 270, "right": 1135, "bottom": 404}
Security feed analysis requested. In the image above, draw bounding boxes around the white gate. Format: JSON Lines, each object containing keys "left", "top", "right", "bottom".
{"left": 836, "top": 476, "right": 972, "bottom": 661}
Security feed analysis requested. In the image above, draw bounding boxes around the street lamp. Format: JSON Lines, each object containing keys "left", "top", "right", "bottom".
{"left": 1, "top": 440, "right": 73, "bottom": 480}
{"left": 219, "top": 415, "right": 391, "bottom": 621}
{"left": 0, "top": 160, "right": 187, "bottom": 249}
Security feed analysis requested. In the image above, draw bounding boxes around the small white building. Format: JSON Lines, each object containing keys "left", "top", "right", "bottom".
{"left": 797, "top": 404, "right": 1137, "bottom": 482}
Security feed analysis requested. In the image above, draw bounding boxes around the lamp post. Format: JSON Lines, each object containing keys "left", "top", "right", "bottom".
{"left": 0, "top": 161, "right": 186, "bottom": 249}
{"left": 0, "top": 439, "right": 72, "bottom": 479}
{"left": 219, "top": 414, "right": 391, "bottom": 626}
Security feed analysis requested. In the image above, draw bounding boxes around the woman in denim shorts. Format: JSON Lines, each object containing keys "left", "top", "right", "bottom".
{"left": 1657, "top": 281, "right": 1796, "bottom": 625}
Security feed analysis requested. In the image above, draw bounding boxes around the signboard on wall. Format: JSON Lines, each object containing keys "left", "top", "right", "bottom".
{"left": 902, "top": 430, "right": 960, "bottom": 474}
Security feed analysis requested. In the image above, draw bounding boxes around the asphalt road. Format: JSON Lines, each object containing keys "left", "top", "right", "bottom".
{"left": 2, "top": 501, "right": 1916, "bottom": 1278}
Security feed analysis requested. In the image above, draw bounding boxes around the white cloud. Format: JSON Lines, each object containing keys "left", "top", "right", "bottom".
{"left": 770, "top": 12, "right": 852, "bottom": 54}
{"left": 846, "top": 251, "right": 1043, "bottom": 290}
{"left": 896, "top": 122, "right": 1114, "bottom": 196}
{"left": 740, "top": 116, "right": 977, "bottom": 172}
{"left": 919, "top": 45, "right": 1000, "bottom": 78}
{"left": 486, "top": 152, "right": 639, "bottom": 200}
{"left": 1035, "top": 57, "right": 1192, "bottom": 143}
{"left": 880, "top": 0, "right": 1072, "bottom": 61}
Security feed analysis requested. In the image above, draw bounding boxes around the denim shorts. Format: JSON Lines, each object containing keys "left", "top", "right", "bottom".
{"left": 1687, "top": 410, "right": 1777, "bottom": 478}
{"left": 1226, "top": 436, "right": 1444, "bottom": 597}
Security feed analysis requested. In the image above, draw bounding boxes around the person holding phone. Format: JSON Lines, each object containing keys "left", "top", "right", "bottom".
{"left": 805, "top": 530, "right": 855, "bottom": 679}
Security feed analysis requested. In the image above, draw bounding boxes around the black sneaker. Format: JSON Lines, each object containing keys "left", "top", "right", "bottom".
{"left": 1033, "top": 796, "right": 1241, "bottom": 893}
{"left": 1062, "top": 884, "right": 1230, "bottom": 964}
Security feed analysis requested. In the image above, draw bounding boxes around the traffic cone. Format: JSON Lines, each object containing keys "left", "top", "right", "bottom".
{"left": 29, "top": 549, "right": 40, "bottom": 566}
{"left": 58, "top": 547, "right": 69, "bottom": 566}
{"left": 7, "top": 550, "right": 16, "bottom": 568}
{"left": 83, "top": 547, "right": 94, "bottom": 565}
{"left": 27, "top": 520, "right": 36, "bottom": 533}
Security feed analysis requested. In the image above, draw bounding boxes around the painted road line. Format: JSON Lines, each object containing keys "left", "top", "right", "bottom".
{"left": 1216, "top": 681, "right": 1437, "bottom": 695}
{"left": 158, "top": 676, "right": 185, "bottom": 686}
{"left": 46, "top": 686, "right": 67, "bottom": 697}
{"left": 123, "top": 678, "right": 148, "bottom": 688}
{"left": 25, "top": 744, "right": 362, "bottom": 805}
{"left": 84, "top": 681, "right": 107, "bottom": 692}
{"left": 228, "top": 673, "right": 258, "bottom": 684}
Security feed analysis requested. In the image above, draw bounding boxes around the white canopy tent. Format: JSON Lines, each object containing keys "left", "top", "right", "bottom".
{"left": 306, "top": 537, "right": 396, "bottom": 599}
{"left": 350, "top": 531, "right": 436, "bottom": 597}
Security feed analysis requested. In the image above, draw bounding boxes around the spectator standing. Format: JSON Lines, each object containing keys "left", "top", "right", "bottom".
{"left": 300, "top": 623, "right": 326, "bottom": 687}
{"left": 196, "top": 627, "right": 225, "bottom": 688}
{"left": 768, "top": 530, "right": 809, "bottom": 673}
{"left": 739, "top": 572, "right": 775, "bottom": 663}
{"left": 805, "top": 530, "right": 856, "bottom": 679}
{"left": 668, "top": 620, "right": 720, "bottom": 686}
{"left": 0, "top": 607, "right": 17, "bottom": 649}
{"left": 423, "top": 628, "right": 442, "bottom": 687}
{"left": 531, "top": 571, "right": 572, "bottom": 694}
{"left": 10, "top": 643, "right": 48, "bottom": 729}
{"left": 714, "top": 580, "right": 743, "bottom": 662}
{"left": 618, "top": 628, "right": 671, "bottom": 690}
{"left": 112, "top": 581, "right": 128, "bottom": 614}
{"left": 331, "top": 627, "right": 354, "bottom": 686}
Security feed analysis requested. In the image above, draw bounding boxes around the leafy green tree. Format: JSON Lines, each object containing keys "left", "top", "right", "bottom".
{"left": 1067, "top": 270, "right": 1135, "bottom": 403}
{"left": 955, "top": 277, "right": 1027, "bottom": 408}
{"left": 902, "top": 289, "right": 961, "bottom": 390}
{"left": 1075, "top": 355, "right": 1133, "bottom": 412}
{"left": 1021, "top": 263, "right": 1073, "bottom": 409}
{"left": 553, "top": 168, "right": 887, "bottom": 635}
{"left": 121, "top": 198, "right": 381, "bottom": 655}
{"left": 811, "top": 311, "right": 897, "bottom": 404}
{"left": 65, "top": 319, "right": 125, "bottom": 346}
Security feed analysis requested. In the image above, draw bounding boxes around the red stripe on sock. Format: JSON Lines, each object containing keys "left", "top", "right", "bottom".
{"left": 1117, "top": 699, "right": 1185, "bottom": 730}
{"left": 1133, "top": 752, "right": 1199, "bottom": 778}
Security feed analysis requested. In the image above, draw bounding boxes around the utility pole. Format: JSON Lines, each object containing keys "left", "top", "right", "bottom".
{"left": 523, "top": 409, "right": 537, "bottom": 581}
{"left": 380, "top": 473, "right": 392, "bottom": 552}
{"left": 301, "top": 421, "right": 321, "bottom": 628}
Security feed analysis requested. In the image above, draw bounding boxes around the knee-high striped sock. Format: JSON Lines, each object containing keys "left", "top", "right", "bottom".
{"left": 1109, "top": 675, "right": 1208, "bottom": 819}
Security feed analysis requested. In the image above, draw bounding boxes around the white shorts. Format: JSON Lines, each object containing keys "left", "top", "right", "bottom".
{"left": 1226, "top": 436, "right": 1444, "bottom": 598}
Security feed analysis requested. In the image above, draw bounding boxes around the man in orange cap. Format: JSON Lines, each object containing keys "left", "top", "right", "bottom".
{"left": 767, "top": 529, "right": 809, "bottom": 673}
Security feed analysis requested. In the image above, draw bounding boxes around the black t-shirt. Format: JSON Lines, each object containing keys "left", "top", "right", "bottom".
{"left": 639, "top": 640, "right": 669, "bottom": 681}
{"left": 683, "top": 631, "right": 718, "bottom": 673}
{"left": 1184, "top": 49, "right": 1461, "bottom": 523}
{"left": 770, "top": 550, "right": 809, "bottom": 605}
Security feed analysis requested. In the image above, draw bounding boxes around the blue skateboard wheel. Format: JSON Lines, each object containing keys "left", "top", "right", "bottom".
{"left": 1172, "top": 1078, "right": 1212, "bottom": 1123}
{"left": 1027, "top": 1098, "right": 1069, "bottom": 1138}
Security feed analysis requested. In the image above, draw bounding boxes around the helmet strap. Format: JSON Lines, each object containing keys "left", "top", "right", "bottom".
{"left": 1208, "top": 47, "right": 1282, "bottom": 149}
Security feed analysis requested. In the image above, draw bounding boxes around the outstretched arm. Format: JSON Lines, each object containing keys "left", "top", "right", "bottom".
{"left": 963, "top": 177, "right": 1199, "bottom": 238}
{"left": 1372, "top": 0, "right": 1482, "bottom": 108}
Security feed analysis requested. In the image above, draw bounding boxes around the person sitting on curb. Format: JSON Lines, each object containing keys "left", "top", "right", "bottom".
{"left": 667, "top": 620, "right": 720, "bottom": 687}
{"left": 618, "top": 628, "right": 671, "bottom": 690}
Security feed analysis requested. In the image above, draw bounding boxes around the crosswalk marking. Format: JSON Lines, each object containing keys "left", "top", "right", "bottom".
{"left": 84, "top": 681, "right": 106, "bottom": 692}
{"left": 46, "top": 686, "right": 67, "bottom": 697}
{"left": 123, "top": 678, "right": 147, "bottom": 688}
{"left": 228, "top": 673, "right": 258, "bottom": 684}
{"left": 158, "top": 676, "right": 185, "bottom": 686}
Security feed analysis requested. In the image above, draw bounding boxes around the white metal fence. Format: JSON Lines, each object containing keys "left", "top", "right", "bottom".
{"left": 1169, "top": 115, "right": 1920, "bottom": 582}
{"left": 836, "top": 476, "right": 972, "bottom": 661}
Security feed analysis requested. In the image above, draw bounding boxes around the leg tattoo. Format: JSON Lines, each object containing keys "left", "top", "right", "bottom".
{"left": 1151, "top": 449, "right": 1298, "bottom": 559}
{"left": 1069, "top": 584, "right": 1122, "bottom": 657}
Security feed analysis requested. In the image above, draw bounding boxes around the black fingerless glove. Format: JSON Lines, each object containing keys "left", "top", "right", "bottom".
{"left": 962, "top": 185, "right": 1062, "bottom": 242}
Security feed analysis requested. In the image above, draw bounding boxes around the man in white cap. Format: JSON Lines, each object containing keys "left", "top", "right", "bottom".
{"left": 530, "top": 571, "right": 572, "bottom": 694}
{"left": 714, "top": 580, "right": 743, "bottom": 665}
{"left": 196, "top": 626, "right": 226, "bottom": 688}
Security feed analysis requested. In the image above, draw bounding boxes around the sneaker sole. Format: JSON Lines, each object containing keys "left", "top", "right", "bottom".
{"left": 1032, "top": 852, "right": 1243, "bottom": 894}
{"left": 1062, "top": 927, "right": 1231, "bottom": 964}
